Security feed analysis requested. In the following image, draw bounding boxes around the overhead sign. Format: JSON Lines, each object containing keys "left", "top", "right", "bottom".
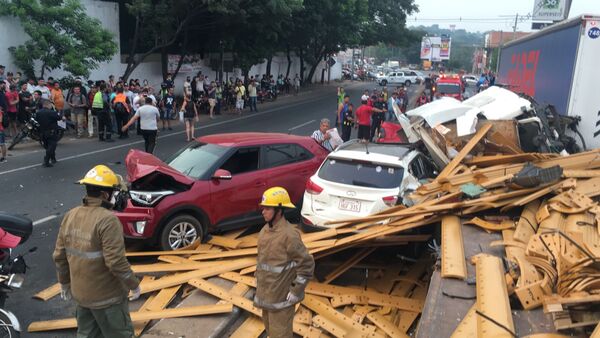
{"left": 532, "top": 0, "right": 572, "bottom": 22}
{"left": 421, "top": 36, "right": 449, "bottom": 62}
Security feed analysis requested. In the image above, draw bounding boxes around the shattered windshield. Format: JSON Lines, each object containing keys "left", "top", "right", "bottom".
{"left": 166, "top": 142, "right": 229, "bottom": 179}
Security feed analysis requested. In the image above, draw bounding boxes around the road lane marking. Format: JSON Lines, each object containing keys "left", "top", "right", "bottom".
{"left": 288, "top": 120, "right": 316, "bottom": 131}
{"left": 33, "top": 214, "right": 58, "bottom": 226}
{"left": 0, "top": 95, "right": 326, "bottom": 177}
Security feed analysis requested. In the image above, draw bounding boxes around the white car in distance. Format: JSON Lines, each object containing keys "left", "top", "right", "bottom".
{"left": 301, "top": 141, "right": 438, "bottom": 228}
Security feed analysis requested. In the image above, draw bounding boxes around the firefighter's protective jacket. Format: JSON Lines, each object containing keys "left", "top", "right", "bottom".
{"left": 254, "top": 218, "right": 315, "bottom": 310}
{"left": 53, "top": 197, "right": 140, "bottom": 309}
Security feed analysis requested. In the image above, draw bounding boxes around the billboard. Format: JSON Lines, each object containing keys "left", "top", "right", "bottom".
{"left": 532, "top": 0, "right": 572, "bottom": 22}
{"left": 420, "top": 36, "right": 451, "bottom": 61}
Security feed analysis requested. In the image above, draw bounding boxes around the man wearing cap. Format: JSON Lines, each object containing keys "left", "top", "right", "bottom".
{"left": 53, "top": 164, "right": 140, "bottom": 337}
{"left": 254, "top": 187, "right": 314, "bottom": 338}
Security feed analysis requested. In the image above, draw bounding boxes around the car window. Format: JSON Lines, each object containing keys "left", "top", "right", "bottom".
{"left": 437, "top": 83, "right": 462, "bottom": 94}
{"left": 318, "top": 158, "right": 404, "bottom": 189}
{"left": 264, "top": 144, "right": 314, "bottom": 168}
{"left": 220, "top": 147, "right": 260, "bottom": 175}
{"left": 410, "top": 155, "right": 437, "bottom": 179}
{"left": 166, "top": 142, "right": 230, "bottom": 179}
{"left": 410, "top": 72, "right": 418, "bottom": 76}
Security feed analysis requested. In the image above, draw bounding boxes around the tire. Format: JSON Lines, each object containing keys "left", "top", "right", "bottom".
{"left": 159, "top": 214, "right": 204, "bottom": 250}
{"left": 0, "top": 311, "right": 20, "bottom": 338}
{"left": 7, "top": 131, "right": 26, "bottom": 151}
{"left": 405, "top": 80, "right": 411, "bottom": 87}
{"left": 380, "top": 80, "right": 387, "bottom": 86}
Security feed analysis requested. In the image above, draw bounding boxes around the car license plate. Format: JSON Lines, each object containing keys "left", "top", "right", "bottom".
{"left": 338, "top": 198, "right": 361, "bottom": 212}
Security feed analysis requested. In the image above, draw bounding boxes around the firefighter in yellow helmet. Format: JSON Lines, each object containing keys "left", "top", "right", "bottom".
{"left": 53, "top": 165, "right": 140, "bottom": 338}
{"left": 254, "top": 187, "right": 315, "bottom": 338}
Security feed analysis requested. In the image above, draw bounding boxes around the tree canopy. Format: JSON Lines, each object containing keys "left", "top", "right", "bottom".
{"left": 0, "top": 0, "right": 118, "bottom": 79}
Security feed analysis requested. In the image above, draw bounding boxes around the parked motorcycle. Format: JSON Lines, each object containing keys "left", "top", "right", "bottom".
{"left": 8, "top": 115, "right": 65, "bottom": 151}
{"left": 0, "top": 212, "right": 34, "bottom": 338}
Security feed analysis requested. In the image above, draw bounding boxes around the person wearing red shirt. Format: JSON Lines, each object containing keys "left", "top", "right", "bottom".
{"left": 355, "top": 99, "right": 384, "bottom": 141}
{"left": 5, "top": 84, "right": 19, "bottom": 137}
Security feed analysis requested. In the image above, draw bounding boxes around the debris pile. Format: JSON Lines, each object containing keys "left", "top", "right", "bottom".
{"left": 27, "top": 122, "right": 600, "bottom": 337}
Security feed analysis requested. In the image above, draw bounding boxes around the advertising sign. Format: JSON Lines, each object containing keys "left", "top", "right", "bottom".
{"left": 532, "top": 0, "right": 572, "bottom": 22}
{"left": 421, "top": 36, "right": 446, "bottom": 61}
{"left": 440, "top": 36, "right": 451, "bottom": 60}
{"left": 420, "top": 39, "right": 432, "bottom": 60}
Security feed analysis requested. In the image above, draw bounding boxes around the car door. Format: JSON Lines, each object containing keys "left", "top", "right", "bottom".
{"left": 261, "top": 143, "right": 315, "bottom": 204}
{"left": 209, "top": 146, "right": 266, "bottom": 226}
{"left": 395, "top": 72, "right": 404, "bottom": 84}
{"left": 387, "top": 72, "right": 396, "bottom": 84}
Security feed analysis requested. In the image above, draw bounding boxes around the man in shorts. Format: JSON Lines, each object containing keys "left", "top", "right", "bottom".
{"left": 159, "top": 87, "right": 176, "bottom": 130}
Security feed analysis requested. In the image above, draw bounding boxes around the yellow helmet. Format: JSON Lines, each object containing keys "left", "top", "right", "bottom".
{"left": 259, "top": 187, "right": 295, "bottom": 209}
{"left": 78, "top": 165, "right": 120, "bottom": 188}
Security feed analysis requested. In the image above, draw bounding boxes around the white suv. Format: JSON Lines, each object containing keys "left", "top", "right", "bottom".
{"left": 301, "top": 141, "right": 438, "bottom": 227}
{"left": 378, "top": 70, "right": 421, "bottom": 87}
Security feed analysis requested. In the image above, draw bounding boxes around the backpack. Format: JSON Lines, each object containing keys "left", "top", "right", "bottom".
{"left": 114, "top": 102, "right": 128, "bottom": 115}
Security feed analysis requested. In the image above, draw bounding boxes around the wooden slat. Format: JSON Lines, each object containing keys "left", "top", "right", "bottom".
{"left": 323, "top": 247, "right": 375, "bottom": 284}
{"left": 435, "top": 123, "right": 492, "bottom": 182}
{"left": 208, "top": 235, "right": 243, "bottom": 249}
{"left": 441, "top": 215, "right": 467, "bottom": 280}
{"left": 475, "top": 254, "right": 514, "bottom": 338}
{"left": 230, "top": 315, "right": 264, "bottom": 338}
{"left": 32, "top": 283, "right": 61, "bottom": 301}
{"left": 133, "top": 276, "right": 158, "bottom": 336}
{"left": 450, "top": 303, "right": 477, "bottom": 338}
{"left": 366, "top": 311, "right": 409, "bottom": 338}
{"left": 28, "top": 304, "right": 233, "bottom": 332}
{"left": 139, "top": 257, "right": 256, "bottom": 294}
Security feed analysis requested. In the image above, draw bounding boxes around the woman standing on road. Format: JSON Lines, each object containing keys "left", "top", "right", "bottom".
{"left": 181, "top": 95, "right": 198, "bottom": 142}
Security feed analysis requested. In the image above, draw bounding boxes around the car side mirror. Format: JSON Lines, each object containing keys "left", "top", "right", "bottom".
{"left": 212, "top": 169, "right": 232, "bottom": 180}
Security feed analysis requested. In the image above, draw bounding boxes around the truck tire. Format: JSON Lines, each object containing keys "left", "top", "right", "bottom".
{"left": 405, "top": 80, "right": 411, "bottom": 87}
{"left": 159, "top": 214, "right": 204, "bottom": 250}
{"left": 380, "top": 80, "right": 387, "bottom": 86}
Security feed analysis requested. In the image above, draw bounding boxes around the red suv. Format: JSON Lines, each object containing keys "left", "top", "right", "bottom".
{"left": 117, "top": 133, "right": 329, "bottom": 250}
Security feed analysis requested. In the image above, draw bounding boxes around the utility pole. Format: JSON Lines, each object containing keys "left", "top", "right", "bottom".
{"left": 351, "top": 48, "right": 355, "bottom": 82}
{"left": 512, "top": 13, "right": 519, "bottom": 41}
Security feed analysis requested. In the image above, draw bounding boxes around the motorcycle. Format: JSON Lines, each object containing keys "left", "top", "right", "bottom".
{"left": 8, "top": 114, "right": 65, "bottom": 151}
{"left": 0, "top": 212, "right": 34, "bottom": 338}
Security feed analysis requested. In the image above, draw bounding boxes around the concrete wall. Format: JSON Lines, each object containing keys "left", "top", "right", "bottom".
{"left": 0, "top": 0, "right": 341, "bottom": 89}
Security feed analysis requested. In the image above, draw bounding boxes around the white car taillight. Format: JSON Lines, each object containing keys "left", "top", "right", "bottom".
{"left": 306, "top": 179, "right": 323, "bottom": 195}
{"left": 382, "top": 195, "right": 398, "bottom": 207}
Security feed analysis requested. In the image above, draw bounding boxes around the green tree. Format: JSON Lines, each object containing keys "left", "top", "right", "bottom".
{"left": 0, "top": 0, "right": 117, "bottom": 79}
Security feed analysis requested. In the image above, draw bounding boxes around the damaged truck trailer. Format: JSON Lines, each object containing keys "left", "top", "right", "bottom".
{"left": 497, "top": 14, "right": 600, "bottom": 149}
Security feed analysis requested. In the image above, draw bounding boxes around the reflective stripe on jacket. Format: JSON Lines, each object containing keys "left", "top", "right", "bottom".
{"left": 53, "top": 197, "right": 140, "bottom": 309}
{"left": 253, "top": 218, "right": 314, "bottom": 311}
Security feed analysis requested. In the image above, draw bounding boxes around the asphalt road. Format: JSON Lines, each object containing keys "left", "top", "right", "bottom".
{"left": 3, "top": 80, "right": 420, "bottom": 337}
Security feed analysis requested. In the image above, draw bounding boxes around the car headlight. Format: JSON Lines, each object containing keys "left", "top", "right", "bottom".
{"left": 129, "top": 190, "right": 175, "bottom": 207}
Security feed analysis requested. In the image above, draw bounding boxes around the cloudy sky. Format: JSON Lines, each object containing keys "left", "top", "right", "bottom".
{"left": 407, "top": 0, "right": 600, "bottom": 33}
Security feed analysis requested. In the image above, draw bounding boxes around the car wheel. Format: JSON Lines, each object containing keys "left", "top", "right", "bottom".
{"left": 160, "top": 214, "right": 203, "bottom": 250}
{"left": 405, "top": 80, "right": 411, "bottom": 87}
{"left": 381, "top": 80, "right": 387, "bottom": 86}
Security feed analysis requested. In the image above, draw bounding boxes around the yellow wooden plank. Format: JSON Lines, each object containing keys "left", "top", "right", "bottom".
{"left": 366, "top": 311, "right": 409, "bottom": 338}
{"left": 32, "top": 283, "right": 61, "bottom": 301}
{"left": 230, "top": 315, "right": 264, "bottom": 338}
{"left": 134, "top": 277, "right": 180, "bottom": 337}
{"left": 139, "top": 257, "right": 256, "bottom": 294}
{"left": 441, "top": 215, "right": 467, "bottom": 280}
{"left": 435, "top": 123, "right": 492, "bottom": 182}
{"left": 125, "top": 247, "right": 214, "bottom": 257}
{"left": 132, "top": 260, "right": 225, "bottom": 273}
{"left": 323, "top": 247, "right": 375, "bottom": 284}
{"left": 591, "top": 321, "right": 600, "bottom": 338}
{"left": 28, "top": 304, "right": 233, "bottom": 332}
{"left": 133, "top": 276, "right": 157, "bottom": 336}
{"left": 208, "top": 235, "right": 243, "bottom": 249}
{"left": 397, "top": 284, "right": 428, "bottom": 333}
{"left": 475, "top": 254, "right": 514, "bottom": 338}
{"left": 450, "top": 303, "right": 477, "bottom": 338}
{"left": 312, "top": 315, "right": 348, "bottom": 338}
{"left": 219, "top": 272, "right": 424, "bottom": 313}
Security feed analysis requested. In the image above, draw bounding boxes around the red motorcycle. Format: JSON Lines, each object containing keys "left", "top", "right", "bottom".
{"left": 0, "top": 213, "right": 34, "bottom": 338}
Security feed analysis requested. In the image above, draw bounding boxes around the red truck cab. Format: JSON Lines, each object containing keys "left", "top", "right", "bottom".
{"left": 436, "top": 75, "right": 464, "bottom": 101}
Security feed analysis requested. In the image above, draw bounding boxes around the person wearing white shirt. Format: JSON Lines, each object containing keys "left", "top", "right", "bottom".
{"left": 34, "top": 79, "right": 51, "bottom": 100}
{"left": 122, "top": 97, "right": 160, "bottom": 154}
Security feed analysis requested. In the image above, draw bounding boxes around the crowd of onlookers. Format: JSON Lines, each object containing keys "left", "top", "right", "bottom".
{"left": 0, "top": 65, "right": 304, "bottom": 153}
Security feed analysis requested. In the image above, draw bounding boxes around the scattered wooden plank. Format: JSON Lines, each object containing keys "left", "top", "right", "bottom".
{"left": 28, "top": 304, "right": 233, "bottom": 332}
{"left": 366, "top": 311, "right": 409, "bottom": 338}
{"left": 441, "top": 215, "right": 467, "bottom": 280}
{"left": 435, "top": 123, "right": 492, "bottom": 183}
{"left": 323, "top": 247, "right": 375, "bottom": 284}
{"left": 230, "top": 315, "right": 264, "bottom": 338}
{"left": 32, "top": 283, "right": 61, "bottom": 301}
